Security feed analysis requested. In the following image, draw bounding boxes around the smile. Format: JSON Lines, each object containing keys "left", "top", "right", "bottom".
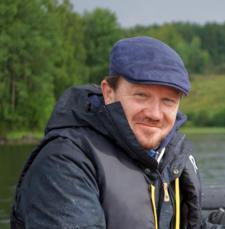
{"left": 135, "top": 123, "right": 160, "bottom": 128}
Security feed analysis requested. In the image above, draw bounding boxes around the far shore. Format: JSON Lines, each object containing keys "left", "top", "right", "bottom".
{"left": 181, "top": 127, "right": 225, "bottom": 135}
{"left": 0, "top": 131, "right": 43, "bottom": 145}
{"left": 1, "top": 127, "right": 225, "bottom": 146}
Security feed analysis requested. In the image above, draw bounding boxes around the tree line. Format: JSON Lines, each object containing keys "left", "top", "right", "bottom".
{"left": 0, "top": 0, "right": 225, "bottom": 132}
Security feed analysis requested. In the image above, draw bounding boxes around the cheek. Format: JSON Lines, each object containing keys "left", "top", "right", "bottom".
{"left": 165, "top": 109, "right": 178, "bottom": 126}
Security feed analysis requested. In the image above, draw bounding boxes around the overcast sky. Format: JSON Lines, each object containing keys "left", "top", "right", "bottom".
{"left": 71, "top": 0, "right": 225, "bottom": 27}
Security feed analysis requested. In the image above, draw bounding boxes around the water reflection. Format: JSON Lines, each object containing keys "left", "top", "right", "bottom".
{"left": 0, "top": 145, "right": 34, "bottom": 229}
{"left": 189, "top": 134, "right": 225, "bottom": 185}
{"left": 0, "top": 134, "right": 225, "bottom": 228}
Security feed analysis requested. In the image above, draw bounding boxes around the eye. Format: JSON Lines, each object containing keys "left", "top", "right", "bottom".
{"left": 134, "top": 92, "right": 147, "bottom": 98}
{"left": 162, "top": 98, "right": 177, "bottom": 106}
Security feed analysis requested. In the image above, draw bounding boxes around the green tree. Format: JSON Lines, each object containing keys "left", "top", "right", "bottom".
{"left": 199, "top": 23, "right": 225, "bottom": 71}
{"left": 147, "top": 24, "right": 184, "bottom": 48}
{"left": 148, "top": 25, "right": 210, "bottom": 73}
{"left": 52, "top": 0, "right": 88, "bottom": 98}
{"left": 83, "top": 8, "right": 122, "bottom": 83}
{"left": 177, "top": 37, "right": 210, "bottom": 73}
{"left": 0, "top": 0, "right": 60, "bottom": 130}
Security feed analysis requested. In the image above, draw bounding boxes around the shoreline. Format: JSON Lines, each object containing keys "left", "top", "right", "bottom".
{"left": 0, "top": 131, "right": 43, "bottom": 145}
{"left": 1, "top": 127, "right": 225, "bottom": 146}
{"left": 181, "top": 127, "right": 225, "bottom": 135}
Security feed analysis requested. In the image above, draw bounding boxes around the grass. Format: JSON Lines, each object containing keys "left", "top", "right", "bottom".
{"left": 181, "top": 74, "right": 225, "bottom": 114}
{"left": 6, "top": 130, "right": 43, "bottom": 141}
{"left": 181, "top": 127, "right": 225, "bottom": 135}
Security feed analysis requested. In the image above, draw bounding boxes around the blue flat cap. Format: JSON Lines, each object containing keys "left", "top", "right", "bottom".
{"left": 109, "top": 36, "right": 190, "bottom": 95}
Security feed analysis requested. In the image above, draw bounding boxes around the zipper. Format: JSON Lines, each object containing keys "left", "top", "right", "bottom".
{"left": 156, "top": 171, "right": 176, "bottom": 228}
{"left": 155, "top": 170, "right": 181, "bottom": 229}
{"left": 155, "top": 171, "right": 171, "bottom": 203}
{"left": 163, "top": 182, "right": 170, "bottom": 202}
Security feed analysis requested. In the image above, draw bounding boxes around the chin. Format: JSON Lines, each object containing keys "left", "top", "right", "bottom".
{"left": 136, "top": 133, "right": 161, "bottom": 148}
{"left": 138, "top": 138, "right": 161, "bottom": 150}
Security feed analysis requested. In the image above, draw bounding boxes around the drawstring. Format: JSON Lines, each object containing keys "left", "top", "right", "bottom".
{"left": 175, "top": 178, "right": 180, "bottom": 229}
{"left": 149, "top": 184, "right": 159, "bottom": 229}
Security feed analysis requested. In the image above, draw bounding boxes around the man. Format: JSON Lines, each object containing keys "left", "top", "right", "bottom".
{"left": 11, "top": 37, "right": 225, "bottom": 228}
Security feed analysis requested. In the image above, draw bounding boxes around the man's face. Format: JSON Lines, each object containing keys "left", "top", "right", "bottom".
{"left": 101, "top": 78, "right": 181, "bottom": 149}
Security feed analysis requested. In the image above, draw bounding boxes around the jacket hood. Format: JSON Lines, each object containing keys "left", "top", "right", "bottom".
{"left": 46, "top": 85, "right": 187, "bottom": 170}
{"left": 45, "top": 84, "right": 103, "bottom": 133}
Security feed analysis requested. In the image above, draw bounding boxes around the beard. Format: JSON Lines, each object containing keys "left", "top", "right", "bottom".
{"left": 132, "top": 122, "right": 165, "bottom": 149}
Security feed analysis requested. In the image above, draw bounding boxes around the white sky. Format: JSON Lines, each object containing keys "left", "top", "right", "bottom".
{"left": 71, "top": 0, "right": 225, "bottom": 27}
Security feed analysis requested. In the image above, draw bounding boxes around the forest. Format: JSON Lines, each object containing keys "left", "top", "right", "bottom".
{"left": 1, "top": 0, "right": 225, "bottom": 134}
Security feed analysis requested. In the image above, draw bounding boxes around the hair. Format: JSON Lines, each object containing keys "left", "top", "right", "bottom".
{"left": 105, "top": 75, "right": 184, "bottom": 98}
{"left": 104, "top": 75, "right": 121, "bottom": 90}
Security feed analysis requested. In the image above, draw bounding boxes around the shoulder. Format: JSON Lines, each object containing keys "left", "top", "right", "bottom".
{"left": 14, "top": 136, "right": 106, "bottom": 228}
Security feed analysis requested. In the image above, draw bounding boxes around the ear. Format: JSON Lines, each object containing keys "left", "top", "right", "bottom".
{"left": 101, "top": 79, "right": 115, "bottom": 105}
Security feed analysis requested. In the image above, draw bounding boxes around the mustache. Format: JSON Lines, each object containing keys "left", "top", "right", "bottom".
{"left": 135, "top": 117, "right": 161, "bottom": 126}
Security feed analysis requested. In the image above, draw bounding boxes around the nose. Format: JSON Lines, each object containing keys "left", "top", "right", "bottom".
{"left": 144, "top": 100, "right": 163, "bottom": 121}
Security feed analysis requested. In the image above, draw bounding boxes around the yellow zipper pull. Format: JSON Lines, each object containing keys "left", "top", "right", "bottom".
{"left": 163, "top": 182, "right": 170, "bottom": 202}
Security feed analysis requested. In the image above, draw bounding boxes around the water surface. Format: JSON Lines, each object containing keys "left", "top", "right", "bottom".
{"left": 0, "top": 145, "right": 34, "bottom": 229}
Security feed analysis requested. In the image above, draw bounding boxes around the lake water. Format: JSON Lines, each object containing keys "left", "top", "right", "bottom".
{"left": 0, "top": 133, "right": 225, "bottom": 228}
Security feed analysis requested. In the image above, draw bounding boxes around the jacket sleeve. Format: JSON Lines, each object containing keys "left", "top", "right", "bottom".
{"left": 180, "top": 153, "right": 202, "bottom": 229}
{"left": 16, "top": 137, "right": 106, "bottom": 229}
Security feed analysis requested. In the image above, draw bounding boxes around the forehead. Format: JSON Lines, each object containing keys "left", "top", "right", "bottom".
{"left": 116, "top": 77, "right": 181, "bottom": 96}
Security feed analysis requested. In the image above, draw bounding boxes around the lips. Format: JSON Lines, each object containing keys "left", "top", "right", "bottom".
{"left": 135, "top": 122, "right": 160, "bottom": 128}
